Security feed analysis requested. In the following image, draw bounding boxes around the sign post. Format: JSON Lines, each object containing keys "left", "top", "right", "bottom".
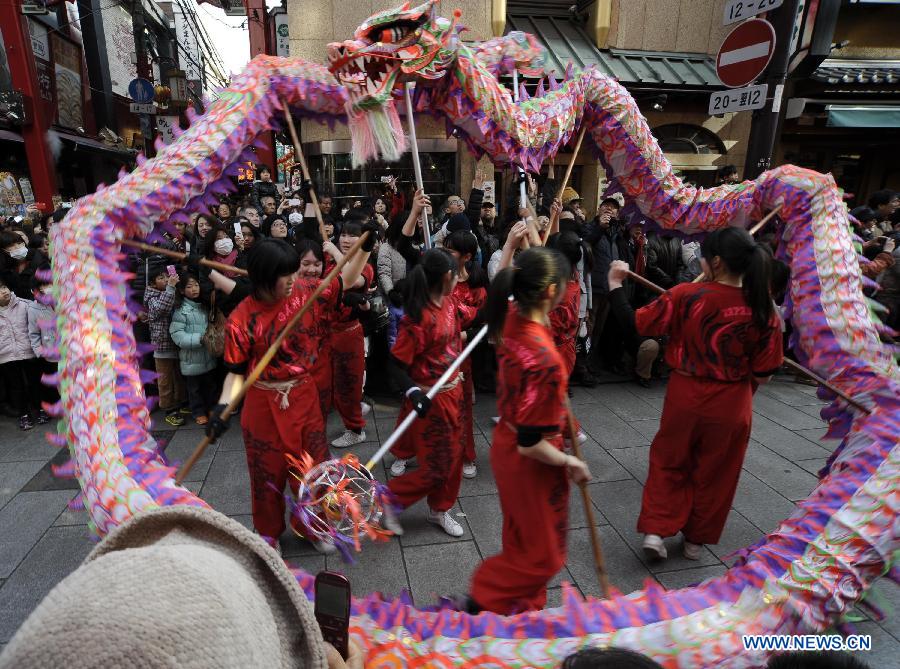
{"left": 715, "top": 19, "right": 776, "bottom": 89}
{"left": 708, "top": 84, "right": 768, "bottom": 115}
{"left": 723, "top": 0, "right": 784, "bottom": 26}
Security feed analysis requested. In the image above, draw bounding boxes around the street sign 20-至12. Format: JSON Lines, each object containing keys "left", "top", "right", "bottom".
{"left": 723, "top": 0, "right": 783, "bottom": 26}
{"left": 708, "top": 84, "right": 768, "bottom": 115}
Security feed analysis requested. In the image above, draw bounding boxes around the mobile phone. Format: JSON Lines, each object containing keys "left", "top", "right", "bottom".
{"left": 233, "top": 222, "right": 242, "bottom": 236}
{"left": 314, "top": 571, "right": 351, "bottom": 659}
{"left": 166, "top": 264, "right": 177, "bottom": 277}
{"left": 380, "top": 175, "right": 393, "bottom": 183}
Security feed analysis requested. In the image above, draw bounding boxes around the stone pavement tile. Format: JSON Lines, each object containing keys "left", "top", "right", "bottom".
{"left": 53, "top": 506, "right": 89, "bottom": 527}
{"left": 752, "top": 393, "right": 828, "bottom": 430}
{"left": 869, "top": 579, "right": 900, "bottom": 641}
{"left": 609, "top": 446, "right": 650, "bottom": 484}
{"left": 0, "top": 490, "right": 76, "bottom": 579}
{"left": 656, "top": 564, "right": 727, "bottom": 591}
{"left": 545, "top": 587, "right": 564, "bottom": 609}
{"left": 161, "top": 429, "right": 221, "bottom": 482}
{"left": 281, "top": 531, "right": 324, "bottom": 558}
{"left": 758, "top": 380, "right": 828, "bottom": 407}
{"left": 586, "top": 480, "right": 719, "bottom": 573}
{"left": 286, "top": 554, "right": 326, "bottom": 581}
{"left": 215, "top": 429, "right": 249, "bottom": 452}
{"left": 326, "top": 539, "right": 410, "bottom": 598}
{"left": 0, "top": 526, "right": 93, "bottom": 642}
{"left": 579, "top": 406, "right": 650, "bottom": 450}
{"left": 0, "top": 461, "right": 46, "bottom": 511}
{"left": 795, "top": 457, "right": 829, "bottom": 478}
{"left": 571, "top": 483, "right": 611, "bottom": 528}
{"left": 0, "top": 423, "right": 57, "bottom": 463}
{"left": 792, "top": 427, "right": 837, "bottom": 448}
{"left": 742, "top": 441, "right": 819, "bottom": 502}
{"left": 567, "top": 525, "right": 653, "bottom": 597}
{"left": 589, "top": 385, "right": 661, "bottom": 421}
{"left": 398, "top": 500, "right": 471, "bottom": 547}
{"left": 850, "top": 621, "right": 900, "bottom": 667}
{"left": 707, "top": 510, "right": 764, "bottom": 565}
{"left": 330, "top": 440, "right": 388, "bottom": 485}
{"left": 732, "top": 472, "right": 796, "bottom": 534}
{"left": 459, "top": 494, "right": 502, "bottom": 556}
{"left": 19, "top": 449, "right": 79, "bottom": 493}
{"left": 794, "top": 403, "right": 829, "bottom": 420}
{"left": 198, "top": 449, "right": 251, "bottom": 516}
{"left": 578, "top": 440, "right": 632, "bottom": 483}
{"left": 458, "top": 435, "right": 499, "bottom": 497}
{"left": 750, "top": 414, "right": 831, "bottom": 461}
{"left": 404, "top": 541, "right": 481, "bottom": 607}
{"left": 627, "top": 419, "right": 660, "bottom": 443}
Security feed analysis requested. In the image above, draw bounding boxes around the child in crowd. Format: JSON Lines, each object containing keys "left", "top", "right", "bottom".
{"left": 169, "top": 274, "right": 219, "bottom": 426}
{"left": 144, "top": 264, "right": 187, "bottom": 426}
{"left": 27, "top": 267, "right": 60, "bottom": 409}
{"left": 0, "top": 273, "right": 44, "bottom": 430}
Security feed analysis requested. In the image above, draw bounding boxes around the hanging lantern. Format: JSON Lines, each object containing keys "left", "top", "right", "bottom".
{"left": 154, "top": 84, "right": 171, "bottom": 110}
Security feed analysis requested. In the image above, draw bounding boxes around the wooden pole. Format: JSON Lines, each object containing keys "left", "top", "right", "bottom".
{"left": 542, "top": 126, "right": 587, "bottom": 246}
{"left": 565, "top": 403, "right": 610, "bottom": 598}
{"left": 281, "top": 101, "right": 328, "bottom": 242}
{"left": 175, "top": 232, "right": 371, "bottom": 484}
{"left": 692, "top": 204, "right": 784, "bottom": 283}
{"left": 625, "top": 269, "right": 872, "bottom": 415}
{"left": 121, "top": 239, "right": 248, "bottom": 277}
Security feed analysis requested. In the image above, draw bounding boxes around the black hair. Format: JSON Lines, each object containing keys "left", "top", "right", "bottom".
{"left": 867, "top": 189, "right": 896, "bottom": 210}
{"left": 561, "top": 647, "right": 664, "bottom": 669}
{"left": 246, "top": 238, "right": 300, "bottom": 300}
{"left": 256, "top": 165, "right": 272, "bottom": 179}
{"left": 385, "top": 212, "right": 408, "bottom": 246}
{"left": 486, "top": 247, "right": 570, "bottom": 340}
{"left": 404, "top": 247, "right": 457, "bottom": 322}
{"left": 30, "top": 263, "right": 52, "bottom": 293}
{"left": 770, "top": 258, "right": 790, "bottom": 304}
{"left": 174, "top": 271, "right": 201, "bottom": 307}
{"left": 147, "top": 261, "right": 169, "bottom": 283}
{"left": 766, "top": 651, "right": 872, "bottom": 669}
{"left": 341, "top": 220, "right": 364, "bottom": 237}
{"left": 193, "top": 213, "right": 220, "bottom": 240}
{"left": 444, "top": 229, "right": 488, "bottom": 290}
{"left": 546, "top": 230, "right": 583, "bottom": 273}
{"left": 0, "top": 231, "right": 25, "bottom": 250}
{"left": 717, "top": 164, "right": 738, "bottom": 181}
{"left": 293, "top": 237, "right": 325, "bottom": 265}
{"left": 700, "top": 227, "right": 774, "bottom": 329}
{"left": 262, "top": 214, "right": 288, "bottom": 238}
{"left": 204, "top": 222, "right": 237, "bottom": 260}
{"left": 343, "top": 208, "right": 370, "bottom": 227}
{"left": 849, "top": 206, "right": 877, "bottom": 225}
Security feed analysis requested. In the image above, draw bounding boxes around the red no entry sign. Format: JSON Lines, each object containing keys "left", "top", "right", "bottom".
{"left": 716, "top": 18, "right": 776, "bottom": 89}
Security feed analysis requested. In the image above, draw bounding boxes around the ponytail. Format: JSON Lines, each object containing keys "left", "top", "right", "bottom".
{"left": 700, "top": 227, "right": 773, "bottom": 329}
{"left": 404, "top": 247, "right": 456, "bottom": 322}
{"left": 486, "top": 247, "right": 571, "bottom": 341}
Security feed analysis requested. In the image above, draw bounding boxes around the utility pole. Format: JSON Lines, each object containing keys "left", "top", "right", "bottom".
{"left": 742, "top": 0, "right": 801, "bottom": 179}
{"left": 1, "top": 0, "right": 58, "bottom": 206}
{"left": 246, "top": 0, "right": 275, "bottom": 170}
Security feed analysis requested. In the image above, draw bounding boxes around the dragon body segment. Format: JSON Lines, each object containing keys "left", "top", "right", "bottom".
{"left": 47, "top": 1, "right": 898, "bottom": 665}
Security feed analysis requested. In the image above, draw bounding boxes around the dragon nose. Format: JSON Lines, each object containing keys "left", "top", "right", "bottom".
{"left": 327, "top": 43, "right": 347, "bottom": 62}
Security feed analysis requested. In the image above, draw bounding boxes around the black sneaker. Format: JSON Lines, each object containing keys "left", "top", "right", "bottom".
{"left": 18, "top": 415, "right": 34, "bottom": 431}
{"left": 36, "top": 409, "right": 50, "bottom": 424}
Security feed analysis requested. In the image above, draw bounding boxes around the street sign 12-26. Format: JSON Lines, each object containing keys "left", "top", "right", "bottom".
{"left": 723, "top": 0, "right": 783, "bottom": 26}
{"left": 708, "top": 84, "right": 768, "bottom": 115}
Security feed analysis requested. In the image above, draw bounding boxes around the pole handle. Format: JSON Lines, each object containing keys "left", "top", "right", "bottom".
{"left": 282, "top": 102, "right": 328, "bottom": 243}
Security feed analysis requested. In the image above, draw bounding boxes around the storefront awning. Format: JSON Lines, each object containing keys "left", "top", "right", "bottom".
{"left": 56, "top": 130, "right": 135, "bottom": 158}
{"left": 827, "top": 105, "right": 900, "bottom": 128}
{"left": 506, "top": 13, "right": 719, "bottom": 89}
{"left": 813, "top": 59, "right": 900, "bottom": 88}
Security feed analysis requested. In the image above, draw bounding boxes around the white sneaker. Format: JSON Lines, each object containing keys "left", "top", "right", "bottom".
{"left": 360, "top": 401, "right": 372, "bottom": 417}
{"left": 462, "top": 461, "right": 477, "bottom": 479}
{"left": 390, "top": 458, "right": 407, "bottom": 476}
{"left": 428, "top": 509, "right": 464, "bottom": 537}
{"left": 312, "top": 536, "right": 337, "bottom": 555}
{"left": 683, "top": 540, "right": 703, "bottom": 561}
{"left": 642, "top": 534, "right": 667, "bottom": 560}
{"left": 381, "top": 506, "right": 404, "bottom": 536}
{"left": 331, "top": 429, "right": 366, "bottom": 448}
{"left": 577, "top": 431, "right": 588, "bottom": 445}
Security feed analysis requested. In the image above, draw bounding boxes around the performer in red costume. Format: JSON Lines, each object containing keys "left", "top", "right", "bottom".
{"left": 468, "top": 247, "right": 592, "bottom": 615}
{"left": 606, "top": 227, "right": 782, "bottom": 561}
{"left": 329, "top": 216, "right": 376, "bottom": 449}
{"left": 443, "top": 230, "right": 488, "bottom": 478}
{"left": 382, "top": 248, "right": 480, "bottom": 538}
{"left": 207, "top": 233, "right": 375, "bottom": 554}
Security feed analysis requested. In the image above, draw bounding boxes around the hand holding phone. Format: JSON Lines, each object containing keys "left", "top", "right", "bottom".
{"left": 166, "top": 264, "right": 177, "bottom": 277}
{"left": 315, "top": 571, "right": 351, "bottom": 660}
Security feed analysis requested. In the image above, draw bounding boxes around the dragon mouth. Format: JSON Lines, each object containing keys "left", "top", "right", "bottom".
{"left": 332, "top": 53, "right": 400, "bottom": 106}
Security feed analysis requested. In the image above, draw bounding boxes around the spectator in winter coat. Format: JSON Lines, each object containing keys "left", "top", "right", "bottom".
{"left": 868, "top": 190, "right": 899, "bottom": 235}
{"left": 250, "top": 166, "right": 281, "bottom": 214}
{"left": 0, "top": 274, "right": 44, "bottom": 430}
{"left": 0, "top": 231, "right": 47, "bottom": 300}
{"left": 144, "top": 264, "right": 187, "bottom": 426}
{"left": 169, "top": 274, "right": 219, "bottom": 426}
{"left": 645, "top": 233, "right": 687, "bottom": 289}
{"left": 27, "top": 267, "right": 59, "bottom": 408}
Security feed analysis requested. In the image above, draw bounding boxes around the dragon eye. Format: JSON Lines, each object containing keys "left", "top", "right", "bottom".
{"left": 378, "top": 26, "right": 408, "bottom": 43}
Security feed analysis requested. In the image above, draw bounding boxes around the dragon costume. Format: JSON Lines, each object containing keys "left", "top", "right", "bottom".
{"left": 41, "top": 1, "right": 898, "bottom": 666}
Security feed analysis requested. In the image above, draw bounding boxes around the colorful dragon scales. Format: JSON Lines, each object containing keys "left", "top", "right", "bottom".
{"left": 45, "top": 0, "right": 898, "bottom": 666}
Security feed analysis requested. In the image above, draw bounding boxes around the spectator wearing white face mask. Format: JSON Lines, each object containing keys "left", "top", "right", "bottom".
{"left": 0, "top": 231, "right": 47, "bottom": 300}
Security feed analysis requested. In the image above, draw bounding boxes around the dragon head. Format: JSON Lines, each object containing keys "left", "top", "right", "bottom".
{"left": 327, "top": 0, "right": 462, "bottom": 165}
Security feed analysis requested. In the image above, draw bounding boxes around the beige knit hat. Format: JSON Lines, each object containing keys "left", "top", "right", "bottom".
{"left": 0, "top": 506, "right": 328, "bottom": 669}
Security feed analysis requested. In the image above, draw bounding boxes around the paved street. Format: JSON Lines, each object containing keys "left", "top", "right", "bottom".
{"left": 1, "top": 374, "right": 897, "bottom": 663}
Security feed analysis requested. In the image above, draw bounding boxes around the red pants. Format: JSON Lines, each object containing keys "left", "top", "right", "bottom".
{"left": 387, "top": 384, "right": 463, "bottom": 512}
{"left": 241, "top": 377, "right": 329, "bottom": 543}
{"left": 461, "top": 359, "right": 476, "bottom": 463}
{"left": 310, "top": 345, "right": 332, "bottom": 417}
{"left": 638, "top": 373, "right": 752, "bottom": 545}
{"left": 331, "top": 323, "right": 365, "bottom": 432}
{"left": 558, "top": 339, "right": 580, "bottom": 438}
{"left": 470, "top": 422, "right": 569, "bottom": 614}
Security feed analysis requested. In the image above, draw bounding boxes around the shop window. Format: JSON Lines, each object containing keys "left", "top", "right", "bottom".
{"left": 653, "top": 124, "right": 727, "bottom": 154}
